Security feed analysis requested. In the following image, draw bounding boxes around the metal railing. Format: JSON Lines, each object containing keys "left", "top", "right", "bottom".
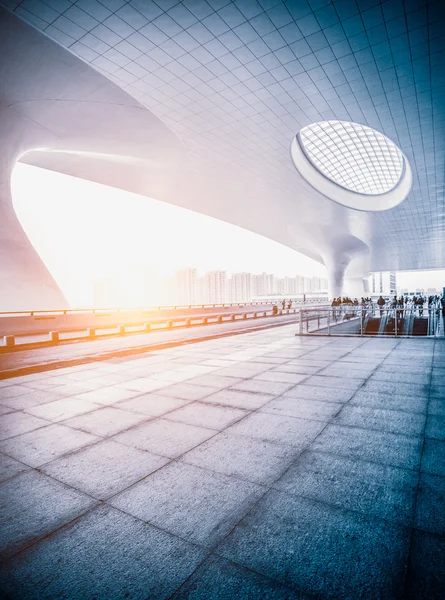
{"left": 1, "top": 306, "right": 308, "bottom": 350}
{"left": 0, "top": 297, "right": 329, "bottom": 319}
{"left": 298, "top": 305, "right": 443, "bottom": 337}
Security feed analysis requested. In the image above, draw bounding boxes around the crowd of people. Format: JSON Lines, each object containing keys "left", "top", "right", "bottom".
{"left": 331, "top": 294, "right": 445, "bottom": 317}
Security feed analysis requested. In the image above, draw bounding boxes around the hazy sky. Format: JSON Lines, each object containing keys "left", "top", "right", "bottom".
{"left": 11, "top": 164, "right": 444, "bottom": 307}
{"left": 12, "top": 164, "right": 327, "bottom": 307}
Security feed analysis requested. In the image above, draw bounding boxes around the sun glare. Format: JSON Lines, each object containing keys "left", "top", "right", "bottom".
{"left": 11, "top": 163, "right": 327, "bottom": 308}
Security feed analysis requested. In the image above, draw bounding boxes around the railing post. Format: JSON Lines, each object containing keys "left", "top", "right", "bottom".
{"left": 360, "top": 309, "right": 363, "bottom": 337}
{"left": 50, "top": 331, "right": 59, "bottom": 343}
{"left": 4, "top": 335, "right": 15, "bottom": 347}
{"left": 299, "top": 309, "right": 302, "bottom": 334}
{"left": 118, "top": 325, "right": 125, "bottom": 335}
{"left": 87, "top": 328, "right": 95, "bottom": 337}
{"left": 144, "top": 323, "right": 151, "bottom": 332}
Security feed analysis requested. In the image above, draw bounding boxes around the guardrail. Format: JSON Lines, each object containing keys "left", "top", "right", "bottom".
{"left": 1, "top": 306, "right": 307, "bottom": 350}
{"left": 0, "top": 298, "right": 328, "bottom": 318}
{"left": 298, "top": 306, "right": 444, "bottom": 337}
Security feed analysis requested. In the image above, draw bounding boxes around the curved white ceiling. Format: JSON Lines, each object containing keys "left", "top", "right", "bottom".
{"left": 299, "top": 121, "right": 404, "bottom": 196}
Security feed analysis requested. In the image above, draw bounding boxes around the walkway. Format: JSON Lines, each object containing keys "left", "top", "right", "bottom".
{"left": 0, "top": 324, "right": 444, "bottom": 599}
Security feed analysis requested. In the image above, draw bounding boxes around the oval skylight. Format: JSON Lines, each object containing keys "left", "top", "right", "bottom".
{"left": 299, "top": 121, "right": 404, "bottom": 196}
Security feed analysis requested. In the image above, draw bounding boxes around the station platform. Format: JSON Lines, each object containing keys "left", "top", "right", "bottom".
{"left": 0, "top": 324, "right": 444, "bottom": 599}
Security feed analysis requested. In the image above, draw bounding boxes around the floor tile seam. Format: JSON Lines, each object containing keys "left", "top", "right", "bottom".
{"left": 104, "top": 481, "right": 273, "bottom": 554}
{"left": 264, "top": 395, "right": 428, "bottom": 418}
{"left": 0, "top": 499, "right": 103, "bottom": 564}
{"left": 251, "top": 481, "right": 417, "bottom": 531}
{"left": 160, "top": 406, "right": 249, "bottom": 433}
{"left": 54, "top": 408, "right": 158, "bottom": 439}
{"left": 295, "top": 446, "right": 421, "bottom": 475}
{"left": 0, "top": 451, "right": 38, "bottom": 485}
{"left": 176, "top": 450, "right": 294, "bottom": 489}
{"left": 347, "top": 401, "right": 428, "bottom": 417}
{"left": 21, "top": 400, "right": 107, "bottom": 425}
{"left": 400, "top": 336, "right": 434, "bottom": 599}
{"left": 166, "top": 552, "right": 320, "bottom": 600}
{"left": 0, "top": 416, "right": 77, "bottom": 444}
{"left": 320, "top": 419, "right": 427, "bottom": 440}
{"left": 270, "top": 339, "right": 420, "bottom": 491}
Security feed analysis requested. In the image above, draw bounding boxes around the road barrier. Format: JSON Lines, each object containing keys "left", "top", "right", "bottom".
{"left": 1, "top": 306, "right": 315, "bottom": 350}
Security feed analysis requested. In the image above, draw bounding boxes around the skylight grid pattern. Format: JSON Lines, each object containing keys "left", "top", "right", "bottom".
{"left": 300, "top": 121, "right": 404, "bottom": 196}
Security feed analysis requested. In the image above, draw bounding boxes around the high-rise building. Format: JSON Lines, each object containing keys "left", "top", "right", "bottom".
{"left": 230, "top": 272, "right": 254, "bottom": 303}
{"left": 176, "top": 268, "right": 197, "bottom": 305}
{"left": 370, "top": 272, "right": 397, "bottom": 296}
{"left": 204, "top": 270, "right": 228, "bottom": 304}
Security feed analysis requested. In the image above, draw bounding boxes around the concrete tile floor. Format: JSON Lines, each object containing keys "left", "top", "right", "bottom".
{"left": 0, "top": 324, "right": 444, "bottom": 599}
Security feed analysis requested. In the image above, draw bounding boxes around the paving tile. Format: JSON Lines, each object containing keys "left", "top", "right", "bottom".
{"left": 311, "top": 424, "right": 423, "bottom": 470}
{"left": 0, "top": 504, "right": 206, "bottom": 600}
{"left": 217, "top": 490, "right": 410, "bottom": 600}
{"left": 165, "top": 402, "right": 247, "bottom": 430}
{"left": 0, "top": 385, "right": 33, "bottom": 400}
{"left": 371, "top": 370, "right": 431, "bottom": 385}
{"left": 0, "top": 405, "right": 14, "bottom": 415}
{"left": 116, "top": 393, "right": 189, "bottom": 417}
{"left": 110, "top": 461, "right": 263, "bottom": 547}
{"left": 212, "top": 367, "right": 257, "bottom": 379}
{"left": 26, "top": 398, "right": 101, "bottom": 423}
{"left": 182, "top": 431, "right": 295, "bottom": 485}
{"left": 36, "top": 382, "right": 104, "bottom": 398}
{"left": 0, "top": 424, "right": 98, "bottom": 468}
{"left": 421, "top": 439, "right": 445, "bottom": 477}
{"left": 302, "top": 375, "right": 365, "bottom": 391}
{"left": 42, "top": 439, "right": 167, "bottom": 499}
{"left": 274, "top": 451, "right": 417, "bottom": 525}
{"left": 62, "top": 406, "right": 149, "bottom": 437}
{"left": 317, "top": 366, "right": 375, "bottom": 380}
{"left": 113, "top": 418, "right": 215, "bottom": 458}
{"left": 425, "top": 415, "right": 445, "bottom": 441}
{"left": 157, "top": 383, "right": 216, "bottom": 401}
{"left": 186, "top": 374, "right": 244, "bottom": 389}
{"left": 172, "top": 554, "right": 307, "bottom": 599}
{"left": 430, "top": 384, "right": 445, "bottom": 398}
{"left": 0, "top": 389, "right": 67, "bottom": 410}
{"left": 415, "top": 472, "right": 445, "bottom": 537}
{"left": 202, "top": 389, "right": 273, "bottom": 410}
{"left": 288, "top": 359, "right": 334, "bottom": 368}
{"left": 260, "top": 397, "right": 342, "bottom": 422}
{"left": 252, "top": 371, "right": 309, "bottom": 385}
{"left": 230, "top": 379, "right": 294, "bottom": 395}
{"left": 0, "top": 453, "right": 29, "bottom": 483}
{"left": 333, "top": 405, "right": 426, "bottom": 437}
{"left": 0, "top": 412, "right": 49, "bottom": 441}
{"left": 428, "top": 397, "right": 445, "bottom": 417}
{"left": 283, "top": 384, "right": 355, "bottom": 404}
{"left": 116, "top": 378, "right": 171, "bottom": 393}
{"left": 70, "top": 386, "right": 143, "bottom": 405}
{"left": 271, "top": 363, "right": 318, "bottom": 375}
{"left": 228, "top": 412, "right": 325, "bottom": 449}
{"left": 404, "top": 530, "right": 445, "bottom": 600}
{"left": 0, "top": 470, "right": 96, "bottom": 560}
{"left": 350, "top": 390, "right": 428, "bottom": 414}
{"left": 360, "top": 380, "right": 429, "bottom": 398}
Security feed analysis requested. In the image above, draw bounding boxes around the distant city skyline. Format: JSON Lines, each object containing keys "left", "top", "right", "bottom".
{"left": 94, "top": 267, "right": 328, "bottom": 308}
